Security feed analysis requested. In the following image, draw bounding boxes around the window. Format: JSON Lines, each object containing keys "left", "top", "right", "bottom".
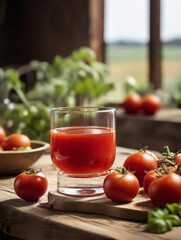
{"left": 104, "top": 0, "right": 149, "bottom": 104}
{"left": 161, "top": 0, "right": 181, "bottom": 95}
{"left": 103, "top": 0, "right": 181, "bottom": 106}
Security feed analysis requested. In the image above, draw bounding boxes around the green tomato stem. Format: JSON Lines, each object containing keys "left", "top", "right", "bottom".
{"left": 163, "top": 146, "right": 171, "bottom": 156}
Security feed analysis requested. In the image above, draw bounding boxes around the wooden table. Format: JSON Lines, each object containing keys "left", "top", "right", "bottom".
{"left": 0, "top": 147, "right": 181, "bottom": 240}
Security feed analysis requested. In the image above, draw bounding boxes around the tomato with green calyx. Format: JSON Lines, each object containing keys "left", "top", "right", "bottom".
{"left": 123, "top": 149, "right": 158, "bottom": 186}
{"left": 0, "top": 126, "right": 6, "bottom": 145}
{"left": 148, "top": 173, "right": 181, "bottom": 207}
{"left": 143, "top": 166, "right": 177, "bottom": 194}
{"left": 103, "top": 168, "right": 140, "bottom": 202}
{"left": 14, "top": 169, "right": 48, "bottom": 201}
{"left": 2, "top": 133, "right": 31, "bottom": 151}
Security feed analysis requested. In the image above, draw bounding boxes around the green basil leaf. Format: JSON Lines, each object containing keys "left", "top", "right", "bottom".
{"left": 166, "top": 203, "right": 181, "bottom": 216}
{"left": 166, "top": 214, "right": 181, "bottom": 226}
{"left": 147, "top": 219, "right": 172, "bottom": 234}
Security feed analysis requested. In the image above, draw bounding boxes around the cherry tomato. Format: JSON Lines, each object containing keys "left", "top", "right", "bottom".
{"left": 174, "top": 153, "right": 181, "bottom": 164}
{"left": 141, "top": 94, "right": 161, "bottom": 115}
{"left": 143, "top": 166, "right": 177, "bottom": 194}
{"left": 2, "top": 134, "right": 31, "bottom": 150}
{"left": 148, "top": 173, "right": 181, "bottom": 207}
{"left": 0, "top": 126, "right": 6, "bottom": 145}
{"left": 123, "top": 151, "right": 158, "bottom": 186}
{"left": 103, "top": 170, "right": 140, "bottom": 202}
{"left": 14, "top": 170, "right": 48, "bottom": 201}
{"left": 143, "top": 170, "right": 158, "bottom": 194}
{"left": 122, "top": 93, "right": 142, "bottom": 114}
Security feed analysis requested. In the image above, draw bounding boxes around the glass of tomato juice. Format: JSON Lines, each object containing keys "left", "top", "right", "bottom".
{"left": 50, "top": 107, "right": 116, "bottom": 197}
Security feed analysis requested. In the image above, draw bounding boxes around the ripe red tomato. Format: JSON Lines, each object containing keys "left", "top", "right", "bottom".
{"left": 2, "top": 134, "right": 31, "bottom": 150}
{"left": 14, "top": 170, "right": 48, "bottom": 201}
{"left": 143, "top": 166, "right": 177, "bottom": 194}
{"left": 123, "top": 151, "right": 158, "bottom": 186}
{"left": 143, "top": 170, "right": 158, "bottom": 194}
{"left": 122, "top": 93, "right": 142, "bottom": 114}
{"left": 148, "top": 173, "right": 181, "bottom": 207}
{"left": 174, "top": 153, "right": 181, "bottom": 164}
{"left": 103, "top": 170, "right": 140, "bottom": 202}
{"left": 141, "top": 94, "right": 161, "bottom": 115}
{"left": 0, "top": 126, "right": 6, "bottom": 145}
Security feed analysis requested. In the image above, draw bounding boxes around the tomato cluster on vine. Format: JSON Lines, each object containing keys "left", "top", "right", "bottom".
{"left": 103, "top": 146, "right": 181, "bottom": 208}
{"left": 143, "top": 146, "right": 181, "bottom": 207}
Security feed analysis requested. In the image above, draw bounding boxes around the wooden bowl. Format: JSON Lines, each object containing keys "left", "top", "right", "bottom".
{"left": 0, "top": 140, "right": 50, "bottom": 175}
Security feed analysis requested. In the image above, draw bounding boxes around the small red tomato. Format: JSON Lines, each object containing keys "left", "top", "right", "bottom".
{"left": 2, "top": 134, "right": 31, "bottom": 151}
{"left": 0, "top": 126, "right": 6, "bottom": 145}
{"left": 174, "top": 153, "right": 181, "bottom": 164}
{"left": 143, "top": 170, "right": 158, "bottom": 194}
{"left": 103, "top": 170, "right": 140, "bottom": 202}
{"left": 123, "top": 151, "right": 158, "bottom": 186}
{"left": 141, "top": 94, "right": 161, "bottom": 115}
{"left": 14, "top": 170, "right": 48, "bottom": 201}
{"left": 143, "top": 166, "right": 177, "bottom": 194}
{"left": 148, "top": 173, "right": 181, "bottom": 207}
{"left": 122, "top": 93, "right": 142, "bottom": 114}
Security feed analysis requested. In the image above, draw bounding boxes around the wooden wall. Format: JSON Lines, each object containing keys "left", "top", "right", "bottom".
{"left": 0, "top": 0, "right": 162, "bottom": 89}
{"left": 0, "top": 0, "right": 104, "bottom": 66}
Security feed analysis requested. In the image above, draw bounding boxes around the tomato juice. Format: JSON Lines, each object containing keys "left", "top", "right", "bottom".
{"left": 50, "top": 127, "right": 116, "bottom": 174}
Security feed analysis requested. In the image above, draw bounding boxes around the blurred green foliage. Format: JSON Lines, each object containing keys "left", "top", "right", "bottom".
{"left": 28, "top": 47, "right": 113, "bottom": 106}
{"left": 173, "top": 77, "right": 181, "bottom": 108}
{"left": 0, "top": 69, "right": 50, "bottom": 141}
{"left": 0, "top": 47, "right": 113, "bottom": 142}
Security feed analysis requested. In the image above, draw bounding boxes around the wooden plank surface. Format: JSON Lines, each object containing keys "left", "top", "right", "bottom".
{"left": 0, "top": 147, "right": 181, "bottom": 240}
{"left": 48, "top": 189, "right": 153, "bottom": 221}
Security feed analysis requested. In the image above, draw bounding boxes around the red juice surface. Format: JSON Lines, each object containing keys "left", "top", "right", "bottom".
{"left": 50, "top": 126, "right": 116, "bottom": 174}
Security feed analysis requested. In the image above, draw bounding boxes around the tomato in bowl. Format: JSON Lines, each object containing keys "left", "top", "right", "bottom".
{"left": 0, "top": 140, "right": 49, "bottom": 175}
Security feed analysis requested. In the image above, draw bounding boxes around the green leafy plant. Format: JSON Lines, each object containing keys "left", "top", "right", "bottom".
{"left": 0, "top": 47, "right": 113, "bottom": 142}
{"left": 147, "top": 203, "right": 181, "bottom": 234}
{"left": 28, "top": 47, "right": 113, "bottom": 106}
{"left": 0, "top": 69, "right": 50, "bottom": 141}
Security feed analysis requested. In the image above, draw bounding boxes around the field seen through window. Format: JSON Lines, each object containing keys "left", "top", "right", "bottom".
{"left": 102, "top": 45, "right": 181, "bottom": 105}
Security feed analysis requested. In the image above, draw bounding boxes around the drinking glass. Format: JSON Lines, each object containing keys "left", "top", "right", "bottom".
{"left": 50, "top": 107, "right": 116, "bottom": 197}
